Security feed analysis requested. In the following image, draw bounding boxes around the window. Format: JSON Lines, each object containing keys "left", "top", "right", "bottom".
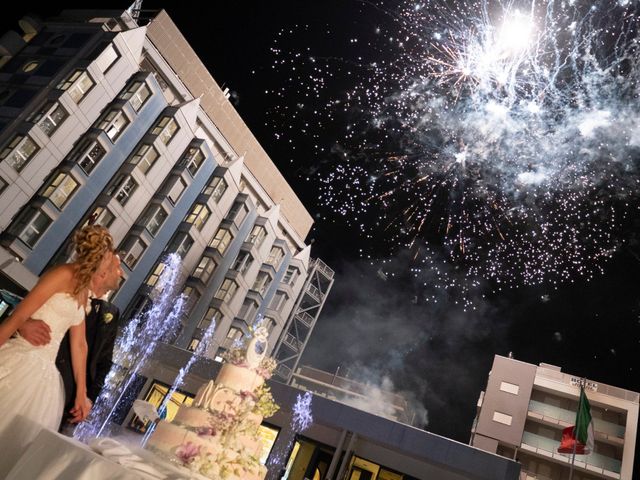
{"left": 247, "top": 225, "right": 266, "bottom": 247}
{"left": 226, "top": 327, "right": 243, "bottom": 341}
{"left": 42, "top": 172, "right": 78, "bottom": 209}
{"left": 95, "top": 44, "right": 120, "bottom": 73}
{"left": 152, "top": 116, "right": 179, "bottom": 145}
{"left": 192, "top": 256, "right": 216, "bottom": 283}
{"left": 209, "top": 228, "right": 233, "bottom": 255}
{"left": 129, "top": 144, "right": 159, "bottom": 174}
{"left": 180, "top": 147, "right": 205, "bottom": 176}
{"left": 197, "top": 307, "right": 222, "bottom": 331}
{"left": 86, "top": 206, "right": 115, "bottom": 227}
{"left": 30, "top": 101, "right": 69, "bottom": 136}
{"left": 499, "top": 382, "right": 520, "bottom": 395}
{"left": 120, "top": 80, "right": 151, "bottom": 112}
{"left": 11, "top": 207, "right": 51, "bottom": 248}
{"left": 187, "top": 339, "right": 200, "bottom": 352}
{"left": 214, "top": 278, "right": 238, "bottom": 303}
{"left": 0, "top": 177, "right": 7, "bottom": 195}
{"left": 107, "top": 174, "right": 138, "bottom": 205}
{"left": 140, "top": 205, "right": 167, "bottom": 236}
{"left": 185, "top": 203, "right": 210, "bottom": 230}
{"left": 181, "top": 286, "right": 201, "bottom": 315}
{"left": 252, "top": 272, "right": 272, "bottom": 297}
{"left": 227, "top": 201, "right": 248, "bottom": 226}
{"left": 120, "top": 236, "right": 147, "bottom": 269}
{"left": 239, "top": 299, "right": 258, "bottom": 323}
{"left": 231, "top": 250, "right": 253, "bottom": 275}
{"left": 262, "top": 317, "right": 277, "bottom": 334}
{"left": 21, "top": 60, "right": 40, "bottom": 73}
{"left": 167, "top": 232, "right": 193, "bottom": 259}
{"left": 128, "top": 381, "right": 193, "bottom": 433}
{"left": 0, "top": 135, "right": 39, "bottom": 171}
{"left": 76, "top": 141, "right": 106, "bottom": 174}
{"left": 283, "top": 266, "right": 299, "bottom": 285}
{"left": 492, "top": 411, "right": 513, "bottom": 426}
{"left": 203, "top": 176, "right": 227, "bottom": 202}
{"left": 166, "top": 176, "right": 187, "bottom": 204}
{"left": 266, "top": 247, "right": 284, "bottom": 269}
{"left": 270, "top": 291, "right": 289, "bottom": 312}
{"left": 58, "top": 70, "right": 95, "bottom": 103}
{"left": 145, "top": 262, "right": 167, "bottom": 287}
{"left": 98, "top": 109, "right": 129, "bottom": 141}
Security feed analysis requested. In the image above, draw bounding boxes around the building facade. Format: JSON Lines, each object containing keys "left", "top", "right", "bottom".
{"left": 471, "top": 355, "right": 639, "bottom": 480}
{"left": 0, "top": 7, "right": 333, "bottom": 363}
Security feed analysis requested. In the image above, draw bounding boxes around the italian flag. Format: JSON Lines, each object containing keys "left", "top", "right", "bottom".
{"left": 557, "top": 387, "right": 595, "bottom": 455}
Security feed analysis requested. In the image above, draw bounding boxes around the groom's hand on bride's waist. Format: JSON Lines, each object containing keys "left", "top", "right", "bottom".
{"left": 17, "top": 318, "right": 52, "bottom": 346}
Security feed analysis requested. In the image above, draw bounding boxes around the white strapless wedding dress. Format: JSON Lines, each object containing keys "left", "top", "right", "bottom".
{"left": 0, "top": 291, "right": 87, "bottom": 476}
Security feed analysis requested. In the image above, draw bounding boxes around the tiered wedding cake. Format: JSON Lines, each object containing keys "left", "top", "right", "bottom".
{"left": 147, "top": 328, "right": 278, "bottom": 479}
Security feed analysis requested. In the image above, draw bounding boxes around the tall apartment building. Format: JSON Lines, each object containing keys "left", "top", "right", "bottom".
{"left": 0, "top": 8, "right": 332, "bottom": 390}
{"left": 471, "top": 355, "right": 638, "bottom": 480}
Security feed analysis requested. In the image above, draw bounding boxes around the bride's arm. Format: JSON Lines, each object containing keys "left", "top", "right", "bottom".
{"left": 69, "top": 320, "right": 91, "bottom": 422}
{"left": 0, "top": 266, "right": 72, "bottom": 346}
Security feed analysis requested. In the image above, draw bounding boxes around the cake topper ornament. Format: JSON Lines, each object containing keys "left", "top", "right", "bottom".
{"left": 246, "top": 326, "right": 269, "bottom": 368}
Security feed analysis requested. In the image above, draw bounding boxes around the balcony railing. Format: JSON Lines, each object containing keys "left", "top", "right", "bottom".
{"left": 306, "top": 283, "right": 321, "bottom": 300}
{"left": 313, "top": 258, "right": 335, "bottom": 278}
{"left": 283, "top": 333, "right": 299, "bottom": 351}
{"left": 275, "top": 363, "right": 292, "bottom": 379}
{"left": 521, "top": 431, "right": 621, "bottom": 474}
{"left": 295, "top": 311, "right": 314, "bottom": 328}
{"left": 528, "top": 400, "right": 626, "bottom": 438}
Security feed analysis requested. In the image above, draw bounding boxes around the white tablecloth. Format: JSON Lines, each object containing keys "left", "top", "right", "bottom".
{"left": 5, "top": 421, "right": 194, "bottom": 480}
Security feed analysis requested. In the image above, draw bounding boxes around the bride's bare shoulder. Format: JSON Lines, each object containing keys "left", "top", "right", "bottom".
{"left": 41, "top": 264, "right": 76, "bottom": 284}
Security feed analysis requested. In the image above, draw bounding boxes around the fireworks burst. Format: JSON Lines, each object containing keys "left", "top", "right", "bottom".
{"left": 267, "top": 0, "right": 640, "bottom": 304}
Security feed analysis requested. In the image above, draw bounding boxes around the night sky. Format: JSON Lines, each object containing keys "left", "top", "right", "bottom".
{"left": 4, "top": 1, "right": 640, "bottom": 475}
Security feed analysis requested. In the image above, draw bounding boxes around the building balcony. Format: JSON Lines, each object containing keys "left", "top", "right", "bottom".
{"left": 520, "top": 431, "right": 621, "bottom": 477}
{"left": 295, "top": 311, "right": 314, "bottom": 328}
{"left": 306, "top": 283, "right": 321, "bottom": 301}
{"left": 528, "top": 400, "right": 626, "bottom": 440}
{"left": 312, "top": 258, "right": 335, "bottom": 279}
{"left": 282, "top": 333, "right": 300, "bottom": 352}
{"left": 275, "top": 363, "right": 292, "bottom": 379}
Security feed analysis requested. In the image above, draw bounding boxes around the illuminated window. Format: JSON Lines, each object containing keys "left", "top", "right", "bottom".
{"left": 58, "top": 69, "right": 95, "bottom": 103}
{"left": 499, "top": 382, "right": 519, "bottom": 395}
{"left": 128, "top": 381, "right": 193, "bottom": 433}
{"left": 11, "top": 207, "right": 51, "bottom": 248}
{"left": 192, "top": 256, "right": 216, "bottom": 283}
{"left": 129, "top": 144, "right": 159, "bottom": 174}
{"left": 247, "top": 225, "right": 266, "bottom": 247}
{"left": 266, "top": 247, "right": 284, "bottom": 269}
{"left": 21, "top": 60, "right": 40, "bottom": 73}
{"left": 120, "top": 80, "right": 151, "bottom": 112}
{"left": 203, "top": 176, "right": 227, "bottom": 202}
{"left": 107, "top": 174, "right": 138, "bottom": 205}
{"left": 215, "top": 278, "right": 238, "bottom": 303}
{"left": 75, "top": 140, "right": 106, "bottom": 174}
{"left": 257, "top": 424, "right": 279, "bottom": 465}
{"left": 146, "top": 262, "right": 167, "bottom": 287}
{"left": 493, "top": 411, "right": 513, "bottom": 425}
{"left": 30, "top": 101, "right": 69, "bottom": 136}
{"left": 197, "top": 307, "right": 222, "bottom": 331}
{"left": 209, "top": 228, "right": 233, "bottom": 255}
{"left": 226, "top": 326, "right": 243, "bottom": 341}
{"left": 140, "top": 204, "right": 167, "bottom": 236}
{"left": 185, "top": 203, "right": 211, "bottom": 230}
{"left": 98, "top": 109, "right": 129, "bottom": 141}
{"left": 0, "top": 134, "right": 39, "bottom": 171}
{"left": 152, "top": 116, "right": 179, "bottom": 145}
{"left": 42, "top": 172, "right": 78, "bottom": 209}
{"left": 180, "top": 146, "right": 205, "bottom": 176}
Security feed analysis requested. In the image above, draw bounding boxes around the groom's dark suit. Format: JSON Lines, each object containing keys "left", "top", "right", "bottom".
{"left": 55, "top": 298, "right": 120, "bottom": 407}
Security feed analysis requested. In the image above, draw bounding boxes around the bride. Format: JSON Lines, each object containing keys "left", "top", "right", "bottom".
{"left": 0, "top": 225, "right": 116, "bottom": 473}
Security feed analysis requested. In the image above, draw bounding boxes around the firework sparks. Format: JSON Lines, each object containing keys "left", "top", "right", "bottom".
{"left": 267, "top": 0, "right": 640, "bottom": 305}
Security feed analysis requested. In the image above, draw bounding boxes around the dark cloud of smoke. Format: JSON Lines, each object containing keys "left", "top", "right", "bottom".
{"left": 301, "top": 250, "right": 512, "bottom": 441}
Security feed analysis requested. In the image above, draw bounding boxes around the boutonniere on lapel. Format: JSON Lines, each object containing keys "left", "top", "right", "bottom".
{"left": 103, "top": 313, "right": 114, "bottom": 324}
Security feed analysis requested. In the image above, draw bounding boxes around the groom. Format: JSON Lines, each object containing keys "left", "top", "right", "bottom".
{"left": 19, "top": 252, "right": 124, "bottom": 424}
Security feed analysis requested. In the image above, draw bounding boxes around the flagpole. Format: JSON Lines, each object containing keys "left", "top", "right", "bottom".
{"left": 568, "top": 378, "right": 585, "bottom": 480}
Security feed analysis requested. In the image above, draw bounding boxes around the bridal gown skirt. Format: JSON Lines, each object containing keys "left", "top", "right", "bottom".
{"left": 0, "top": 337, "right": 66, "bottom": 476}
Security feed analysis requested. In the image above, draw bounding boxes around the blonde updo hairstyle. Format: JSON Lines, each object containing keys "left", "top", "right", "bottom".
{"left": 71, "top": 225, "right": 114, "bottom": 296}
